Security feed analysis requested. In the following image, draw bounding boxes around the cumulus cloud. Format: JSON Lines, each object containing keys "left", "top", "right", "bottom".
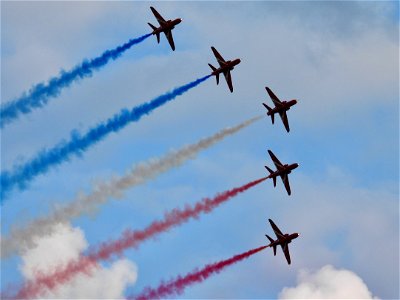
{"left": 279, "top": 265, "right": 377, "bottom": 299}
{"left": 19, "top": 223, "right": 137, "bottom": 298}
{"left": 19, "top": 223, "right": 87, "bottom": 280}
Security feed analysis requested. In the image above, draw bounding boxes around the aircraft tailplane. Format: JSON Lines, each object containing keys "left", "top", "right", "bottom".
{"left": 265, "top": 165, "right": 274, "bottom": 174}
{"left": 266, "top": 234, "right": 274, "bottom": 243}
{"left": 263, "top": 103, "right": 273, "bottom": 112}
{"left": 148, "top": 23, "right": 160, "bottom": 43}
{"left": 262, "top": 103, "right": 274, "bottom": 124}
{"left": 208, "top": 64, "right": 219, "bottom": 84}
{"left": 265, "top": 166, "right": 276, "bottom": 186}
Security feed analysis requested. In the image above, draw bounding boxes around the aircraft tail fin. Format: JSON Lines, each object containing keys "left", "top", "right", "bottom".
{"left": 266, "top": 235, "right": 277, "bottom": 256}
{"left": 148, "top": 23, "right": 160, "bottom": 43}
{"left": 208, "top": 64, "right": 219, "bottom": 84}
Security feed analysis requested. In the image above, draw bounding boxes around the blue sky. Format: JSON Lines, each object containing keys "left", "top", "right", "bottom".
{"left": 1, "top": 1, "right": 398, "bottom": 299}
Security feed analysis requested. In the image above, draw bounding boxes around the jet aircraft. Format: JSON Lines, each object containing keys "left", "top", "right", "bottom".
{"left": 148, "top": 6, "right": 182, "bottom": 51}
{"left": 265, "top": 219, "right": 299, "bottom": 265}
{"left": 265, "top": 150, "right": 298, "bottom": 196}
{"left": 208, "top": 47, "right": 241, "bottom": 93}
{"left": 262, "top": 87, "right": 297, "bottom": 132}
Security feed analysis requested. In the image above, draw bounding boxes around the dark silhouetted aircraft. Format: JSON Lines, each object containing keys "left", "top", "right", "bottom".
{"left": 262, "top": 87, "right": 297, "bottom": 132}
{"left": 265, "top": 219, "right": 299, "bottom": 265}
{"left": 208, "top": 47, "right": 241, "bottom": 93}
{"left": 148, "top": 7, "right": 182, "bottom": 51}
{"left": 265, "top": 150, "right": 298, "bottom": 196}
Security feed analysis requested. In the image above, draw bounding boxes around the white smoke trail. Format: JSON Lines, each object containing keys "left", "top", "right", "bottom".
{"left": 1, "top": 116, "right": 262, "bottom": 258}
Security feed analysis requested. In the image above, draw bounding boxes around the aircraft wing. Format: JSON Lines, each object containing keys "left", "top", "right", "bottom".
{"left": 163, "top": 29, "right": 175, "bottom": 51}
{"left": 211, "top": 46, "right": 227, "bottom": 67}
{"left": 280, "top": 173, "right": 291, "bottom": 196}
{"left": 279, "top": 111, "right": 290, "bottom": 132}
{"left": 150, "top": 6, "right": 167, "bottom": 25}
{"left": 223, "top": 70, "right": 233, "bottom": 92}
{"left": 268, "top": 150, "right": 284, "bottom": 170}
{"left": 266, "top": 87, "right": 282, "bottom": 107}
{"left": 268, "top": 219, "right": 284, "bottom": 239}
{"left": 281, "top": 242, "right": 291, "bottom": 264}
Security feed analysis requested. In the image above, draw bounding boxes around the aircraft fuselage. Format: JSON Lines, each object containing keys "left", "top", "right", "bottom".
{"left": 267, "top": 233, "right": 299, "bottom": 248}
{"left": 267, "top": 99, "right": 297, "bottom": 116}
{"left": 211, "top": 58, "right": 241, "bottom": 75}
{"left": 151, "top": 18, "right": 182, "bottom": 35}
{"left": 267, "top": 163, "right": 299, "bottom": 179}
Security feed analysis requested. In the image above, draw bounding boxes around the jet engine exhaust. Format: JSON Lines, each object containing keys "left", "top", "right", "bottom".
{"left": 1, "top": 115, "right": 262, "bottom": 258}
{"left": 0, "top": 34, "right": 152, "bottom": 128}
{"left": 131, "top": 245, "right": 268, "bottom": 300}
{"left": 1, "top": 75, "right": 211, "bottom": 200}
{"left": 6, "top": 176, "right": 266, "bottom": 299}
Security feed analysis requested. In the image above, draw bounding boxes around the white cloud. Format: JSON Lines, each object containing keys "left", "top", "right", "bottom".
{"left": 279, "top": 265, "right": 377, "bottom": 299}
{"left": 46, "top": 258, "right": 137, "bottom": 299}
{"left": 19, "top": 223, "right": 137, "bottom": 299}
{"left": 19, "top": 223, "right": 87, "bottom": 280}
{"left": 1, "top": 2, "right": 397, "bottom": 299}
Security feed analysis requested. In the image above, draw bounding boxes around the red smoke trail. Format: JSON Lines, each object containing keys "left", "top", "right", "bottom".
{"left": 11, "top": 177, "right": 267, "bottom": 299}
{"left": 131, "top": 245, "right": 268, "bottom": 300}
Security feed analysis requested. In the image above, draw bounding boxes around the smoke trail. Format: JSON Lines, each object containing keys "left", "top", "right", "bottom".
{"left": 1, "top": 115, "right": 262, "bottom": 258}
{"left": 0, "top": 33, "right": 152, "bottom": 128}
{"left": 10, "top": 177, "right": 267, "bottom": 299}
{"left": 132, "top": 245, "right": 268, "bottom": 300}
{"left": 0, "top": 75, "right": 211, "bottom": 200}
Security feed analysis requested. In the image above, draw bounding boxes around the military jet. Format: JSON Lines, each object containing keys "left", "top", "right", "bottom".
{"left": 265, "top": 150, "right": 298, "bottom": 196}
{"left": 208, "top": 47, "right": 241, "bottom": 93}
{"left": 148, "top": 6, "right": 182, "bottom": 51}
{"left": 262, "top": 87, "right": 297, "bottom": 132}
{"left": 265, "top": 219, "right": 299, "bottom": 265}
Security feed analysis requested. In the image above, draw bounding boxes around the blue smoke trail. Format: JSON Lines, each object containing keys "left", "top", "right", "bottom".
{"left": 0, "top": 75, "right": 211, "bottom": 201}
{"left": 0, "top": 33, "right": 152, "bottom": 128}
